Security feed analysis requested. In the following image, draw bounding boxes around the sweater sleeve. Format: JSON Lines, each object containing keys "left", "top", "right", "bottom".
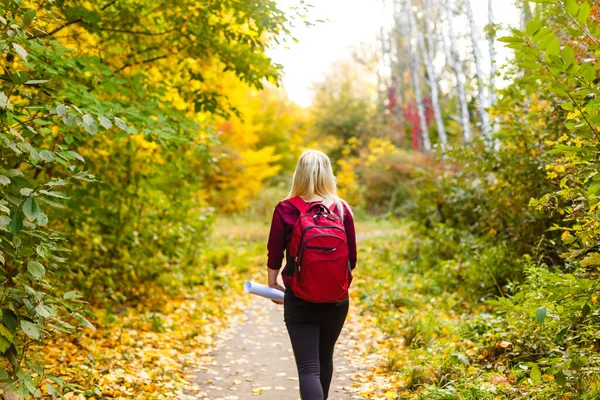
{"left": 344, "top": 206, "right": 357, "bottom": 270}
{"left": 267, "top": 203, "right": 286, "bottom": 270}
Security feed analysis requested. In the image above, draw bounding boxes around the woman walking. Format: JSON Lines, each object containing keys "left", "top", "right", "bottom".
{"left": 266, "top": 150, "right": 357, "bottom": 400}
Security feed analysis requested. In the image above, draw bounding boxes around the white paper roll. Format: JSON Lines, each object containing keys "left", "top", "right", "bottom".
{"left": 244, "top": 281, "right": 285, "bottom": 302}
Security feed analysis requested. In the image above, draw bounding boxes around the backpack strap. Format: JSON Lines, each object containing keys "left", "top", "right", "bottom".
{"left": 288, "top": 196, "right": 309, "bottom": 214}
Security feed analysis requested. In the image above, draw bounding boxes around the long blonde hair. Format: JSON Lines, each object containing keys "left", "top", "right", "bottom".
{"left": 287, "top": 150, "right": 350, "bottom": 218}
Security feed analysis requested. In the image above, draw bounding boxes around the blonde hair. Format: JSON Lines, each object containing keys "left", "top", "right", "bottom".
{"left": 287, "top": 150, "right": 350, "bottom": 218}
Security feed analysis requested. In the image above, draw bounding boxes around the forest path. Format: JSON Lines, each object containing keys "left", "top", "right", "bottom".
{"left": 191, "top": 292, "right": 366, "bottom": 400}
{"left": 188, "top": 221, "right": 400, "bottom": 400}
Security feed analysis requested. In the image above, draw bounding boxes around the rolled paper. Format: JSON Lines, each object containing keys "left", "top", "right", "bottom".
{"left": 244, "top": 281, "right": 285, "bottom": 302}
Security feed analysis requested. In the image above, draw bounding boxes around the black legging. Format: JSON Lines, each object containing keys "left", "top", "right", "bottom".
{"left": 284, "top": 288, "right": 349, "bottom": 400}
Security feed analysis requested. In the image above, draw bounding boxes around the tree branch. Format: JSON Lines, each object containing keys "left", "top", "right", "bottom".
{"left": 117, "top": 55, "right": 168, "bottom": 72}
{"left": 559, "top": 3, "right": 599, "bottom": 47}
{"left": 85, "top": 25, "right": 180, "bottom": 37}
{"left": 29, "top": 17, "right": 83, "bottom": 39}
{"left": 101, "top": 0, "right": 119, "bottom": 11}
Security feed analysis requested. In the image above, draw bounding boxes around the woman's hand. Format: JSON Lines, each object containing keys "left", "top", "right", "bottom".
{"left": 268, "top": 268, "right": 285, "bottom": 305}
{"left": 268, "top": 282, "right": 285, "bottom": 305}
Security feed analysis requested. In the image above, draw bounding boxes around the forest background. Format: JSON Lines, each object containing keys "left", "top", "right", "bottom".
{"left": 0, "top": 0, "right": 599, "bottom": 399}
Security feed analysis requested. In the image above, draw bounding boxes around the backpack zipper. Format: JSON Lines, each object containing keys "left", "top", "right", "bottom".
{"left": 306, "top": 245, "right": 337, "bottom": 251}
{"left": 297, "top": 231, "right": 347, "bottom": 271}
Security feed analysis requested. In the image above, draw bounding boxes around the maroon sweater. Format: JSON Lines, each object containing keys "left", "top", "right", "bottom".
{"left": 267, "top": 199, "right": 357, "bottom": 277}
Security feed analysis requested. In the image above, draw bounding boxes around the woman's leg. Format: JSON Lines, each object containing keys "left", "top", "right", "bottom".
{"left": 286, "top": 321, "right": 323, "bottom": 399}
{"left": 285, "top": 290, "right": 324, "bottom": 400}
{"left": 318, "top": 300, "right": 349, "bottom": 399}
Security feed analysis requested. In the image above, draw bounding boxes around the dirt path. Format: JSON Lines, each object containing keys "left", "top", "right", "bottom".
{"left": 191, "top": 293, "right": 365, "bottom": 400}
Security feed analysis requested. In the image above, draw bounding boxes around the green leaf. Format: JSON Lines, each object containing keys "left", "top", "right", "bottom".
{"left": 581, "top": 303, "right": 591, "bottom": 319}
{"left": 547, "top": 38, "right": 561, "bottom": 56}
{"left": 2, "top": 309, "right": 17, "bottom": 333}
{"left": 98, "top": 115, "right": 113, "bottom": 129}
{"left": 498, "top": 36, "right": 523, "bottom": 43}
{"left": 23, "top": 198, "right": 41, "bottom": 222}
{"left": 20, "top": 188, "right": 34, "bottom": 196}
{"left": 82, "top": 114, "right": 98, "bottom": 135}
{"left": 39, "top": 150, "right": 55, "bottom": 163}
{"left": 560, "top": 102, "right": 574, "bottom": 111}
{"left": 0, "top": 175, "right": 10, "bottom": 186}
{"left": 9, "top": 212, "right": 23, "bottom": 235}
{"left": 577, "top": 2, "right": 591, "bottom": 25}
{"left": 20, "top": 320, "right": 40, "bottom": 340}
{"left": 67, "top": 151, "right": 85, "bottom": 163}
{"left": 39, "top": 197, "right": 65, "bottom": 209}
{"left": 526, "top": 18, "right": 543, "bottom": 35}
{"left": 26, "top": 361, "right": 44, "bottom": 376}
{"left": 24, "top": 80, "right": 49, "bottom": 85}
{"left": 0, "top": 324, "right": 14, "bottom": 344}
{"left": 564, "top": 0, "right": 579, "bottom": 16}
{"left": 0, "top": 335, "right": 10, "bottom": 353}
{"left": 39, "top": 190, "right": 69, "bottom": 199}
{"left": 536, "top": 306, "right": 547, "bottom": 324}
{"left": 450, "top": 353, "right": 470, "bottom": 366}
{"left": 22, "top": 9, "right": 36, "bottom": 27}
{"left": 555, "top": 371, "right": 567, "bottom": 386}
{"left": 74, "top": 313, "right": 95, "bottom": 330}
{"left": 36, "top": 213, "right": 48, "bottom": 226}
{"left": 556, "top": 325, "right": 570, "bottom": 342}
{"left": 27, "top": 261, "right": 46, "bottom": 279}
{"left": 63, "top": 291, "right": 81, "bottom": 300}
{"left": 561, "top": 47, "right": 576, "bottom": 66}
{"left": 530, "top": 366, "right": 542, "bottom": 383}
{"left": 12, "top": 44, "right": 28, "bottom": 62}
{"left": 115, "top": 117, "right": 128, "bottom": 131}
{"left": 0, "top": 92, "right": 10, "bottom": 109}
{"left": 56, "top": 104, "right": 67, "bottom": 117}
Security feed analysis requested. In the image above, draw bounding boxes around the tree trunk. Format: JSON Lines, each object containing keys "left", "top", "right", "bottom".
{"left": 421, "top": 0, "right": 447, "bottom": 150}
{"left": 443, "top": 0, "right": 471, "bottom": 142}
{"left": 488, "top": 0, "right": 497, "bottom": 105}
{"left": 465, "top": 0, "right": 492, "bottom": 140}
{"left": 406, "top": 0, "right": 431, "bottom": 151}
{"left": 521, "top": 0, "right": 532, "bottom": 30}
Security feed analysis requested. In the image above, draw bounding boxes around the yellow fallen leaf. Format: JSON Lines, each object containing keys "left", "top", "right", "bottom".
{"left": 385, "top": 391, "right": 398, "bottom": 400}
{"left": 251, "top": 388, "right": 263, "bottom": 396}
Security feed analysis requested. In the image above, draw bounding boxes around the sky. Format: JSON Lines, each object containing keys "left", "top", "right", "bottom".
{"left": 268, "top": 0, "right": 521, "bottom": 107}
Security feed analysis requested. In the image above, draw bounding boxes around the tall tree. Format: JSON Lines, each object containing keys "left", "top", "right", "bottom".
{"left": 405, "top": 0, "right": 432, "bottom": 151}
{"left": 420, "top": 0, "right": 448, "bottom": 150}
{"left": 443, "top": 0, "right": 472, "bottom": 142}
{"left": 465, "top": 0, "right": 492, "bottom": 140}
{"left": 488, "top": 0, "right": 497, "bottom": 105}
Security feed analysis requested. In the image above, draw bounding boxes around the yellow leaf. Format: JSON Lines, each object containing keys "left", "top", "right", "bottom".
{"left": 385, "top": 390, "right": 398, "bottom": 399}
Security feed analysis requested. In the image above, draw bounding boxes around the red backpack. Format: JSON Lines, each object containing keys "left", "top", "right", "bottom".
{"left": 286, "top": 196, "right": 351, "bottom": 303}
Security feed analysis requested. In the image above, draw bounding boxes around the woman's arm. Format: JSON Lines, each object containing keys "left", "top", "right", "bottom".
{"left": 344, "top": 205, "right": 357, "bottom": 270}
{"left": 267, "top": 204, "right": 286, "bottom": 304}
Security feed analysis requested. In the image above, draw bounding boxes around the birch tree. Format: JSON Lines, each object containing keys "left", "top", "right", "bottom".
{"left": 443, "top": 1, "right": 472, "bottom": 142}
{"left": 405, "top": 0, "right": 432, "bottom": 151}
{"left": 419, "top": 0, "right": 448, "bottom": 150}
{"left": 488, "top": 0, "right": 497, "bottom": 105}
{"left": 465, "top": 0, "right": 492, "bottom": 140}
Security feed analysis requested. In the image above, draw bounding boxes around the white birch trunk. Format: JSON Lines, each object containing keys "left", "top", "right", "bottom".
{"left": 488, "top": 0, "right": 497, "bottom": 105}
{"left": 406, "top": 0, "right": 431, "bottom": 151}
{"left": 443, "top": 1, "right": 471, "bottom": 142}
{"left": 421, "top": 0, "right": 447, "bottom": 150}
{"left": 466, "top": 0, "right": 492, "bottom": 140}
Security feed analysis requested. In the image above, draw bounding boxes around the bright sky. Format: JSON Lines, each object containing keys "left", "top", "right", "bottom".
{"left": 268, "top": 0, "right": 521, "bottom": 107}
